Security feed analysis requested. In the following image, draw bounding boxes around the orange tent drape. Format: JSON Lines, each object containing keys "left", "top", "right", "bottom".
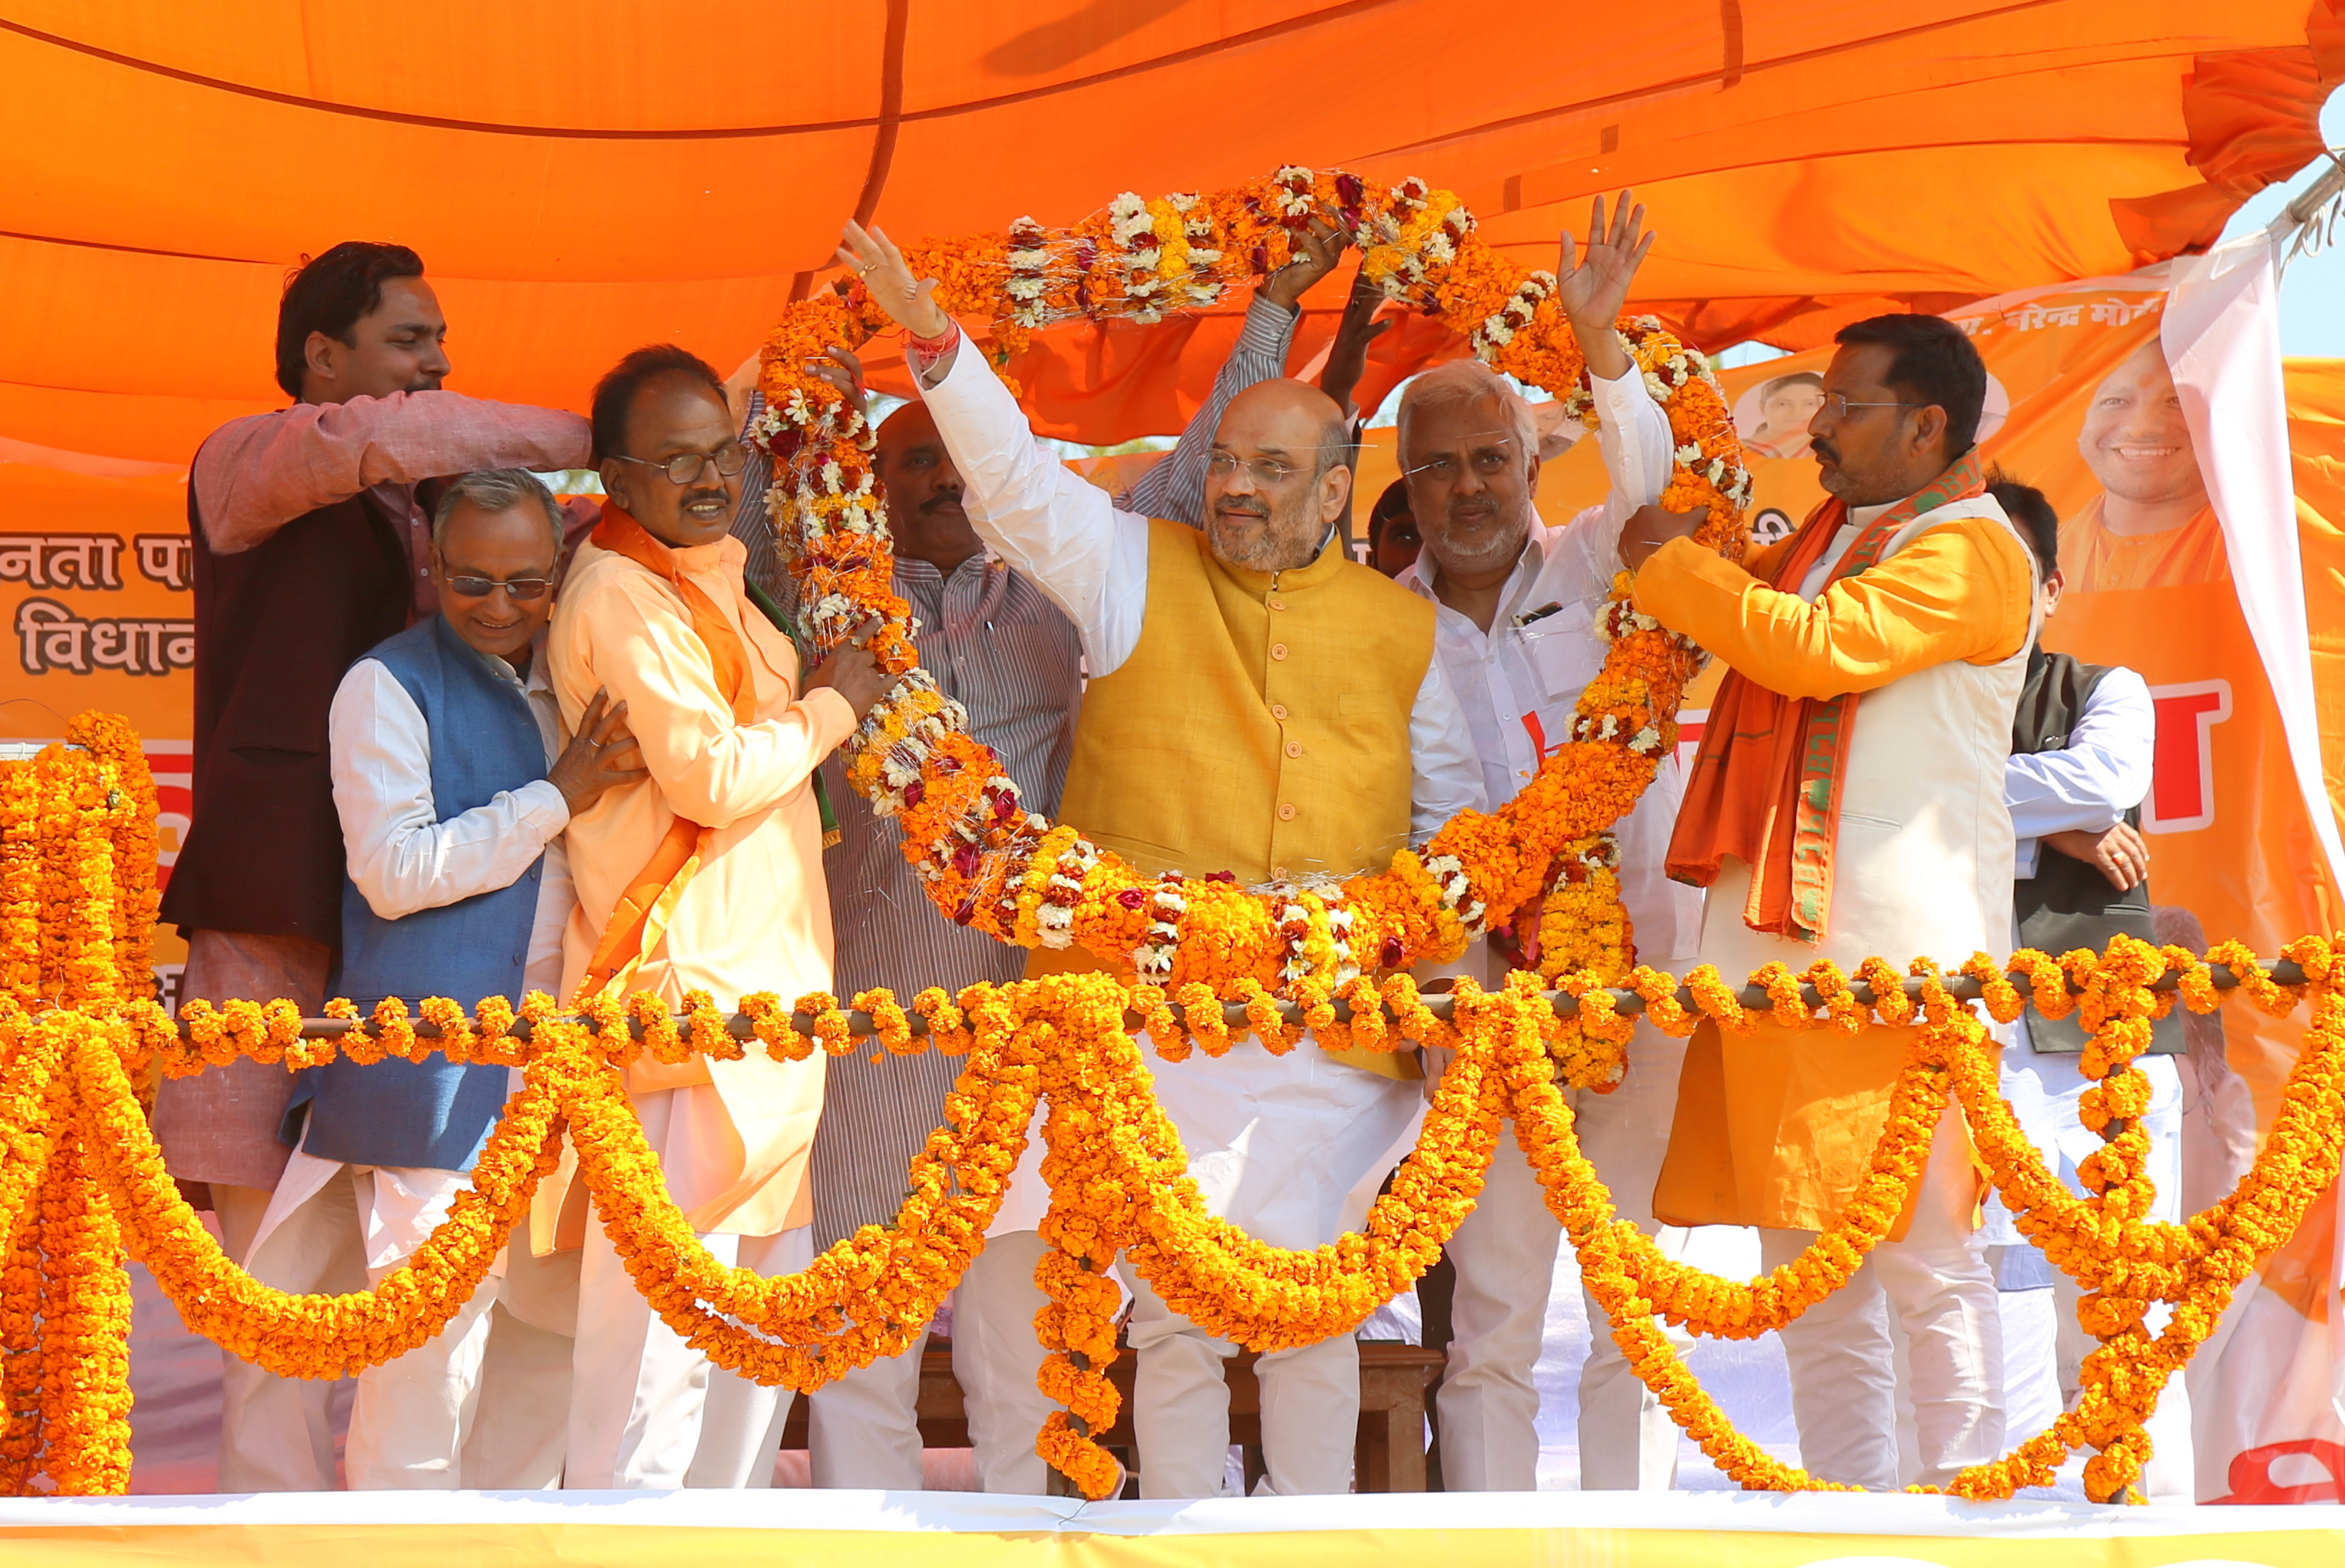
{"left": 0, "top": 1, "right": 2337, "bottom": 460}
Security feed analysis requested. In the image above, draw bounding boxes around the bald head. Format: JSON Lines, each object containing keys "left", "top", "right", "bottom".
{"left": 874, "top": 397, "right": 980, "bottom": 573}
{"left": 1219, "top": 379, "right": 1352, "bottom": 469}
{"left": 1205, "top": 378, "right": 1353, "bottom": 573}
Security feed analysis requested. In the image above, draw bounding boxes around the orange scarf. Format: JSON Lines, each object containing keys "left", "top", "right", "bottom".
{"left": 572, "top": 505, "right": 762, "bottom": 1002}
{"left": 1664, "top": 449, "right": 1987, "bottom": 943}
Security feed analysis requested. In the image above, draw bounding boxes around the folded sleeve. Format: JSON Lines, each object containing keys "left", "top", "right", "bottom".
{"left": 196, "top": 391, "right": 593, "bottom": 554}
{"left": 1630, "top": 517, "right": 2033, "bottom": 702}
{"left": 2007, "top": 665, "right": 2155, "bottom": 842}
{"left": 577, "top": 577, "right": 857, "bottom": 829}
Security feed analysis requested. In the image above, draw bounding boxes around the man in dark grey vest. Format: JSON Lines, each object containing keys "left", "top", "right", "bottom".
{"left": 222, "top": 470, "right": 641, "bottom": 1491}
{"left": 1987, "top": 476, "right": 2193, "bottom": 1499}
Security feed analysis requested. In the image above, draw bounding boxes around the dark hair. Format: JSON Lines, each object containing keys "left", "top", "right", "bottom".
{"left": 274, "top": 242, "right": 426, "bottom": 398}
{"left": 1833, "top": 315, "right": 1988, "bottom": 459}
{"left": 1367, "top": 478, "right": 1413, "bottom": 541}
{"left": 590, "top": 344, "right": 727, "bottom": 462}
{"left": 1986, "top": 469, "right": 2059, "bottom": 580}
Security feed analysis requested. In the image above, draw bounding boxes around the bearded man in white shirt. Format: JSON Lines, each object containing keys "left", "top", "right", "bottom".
{"left": 838, "top": 219, "right": 1488, "bottom": 1498}
{"left": 1393, "top": 193, "right": 1701, "bottom": 1493}
{"left": 229, "top": 469, "right": 644, "bottom": 1489}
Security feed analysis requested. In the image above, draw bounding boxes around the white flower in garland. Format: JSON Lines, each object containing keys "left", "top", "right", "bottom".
{"left": 1135, "top": 874, "right": 1188, "bottom": 980}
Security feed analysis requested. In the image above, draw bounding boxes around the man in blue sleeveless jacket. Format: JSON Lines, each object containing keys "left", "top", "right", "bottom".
{"left": 226, "top": 469, "right": 644, "bottom": 1489}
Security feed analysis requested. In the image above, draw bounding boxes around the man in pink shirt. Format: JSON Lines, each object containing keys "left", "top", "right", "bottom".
{"left": 152, "top": 241, "right": 591, "bottom": 1490}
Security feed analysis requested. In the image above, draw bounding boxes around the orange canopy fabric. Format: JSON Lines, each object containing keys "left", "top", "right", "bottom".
{"left": 1, "top": 1, "right": 2337, "bottom": 459}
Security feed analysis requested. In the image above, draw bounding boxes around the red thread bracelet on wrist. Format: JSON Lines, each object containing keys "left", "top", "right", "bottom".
{"left": 907, "top": 319, "right": 961, "bottom": 376}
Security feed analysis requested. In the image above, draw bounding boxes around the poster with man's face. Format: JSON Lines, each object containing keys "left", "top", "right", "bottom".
{"left": 2061, "top": 339, "right": 2227, "bottom": 593}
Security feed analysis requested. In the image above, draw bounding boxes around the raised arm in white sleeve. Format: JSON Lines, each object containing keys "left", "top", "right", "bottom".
{"left": 1410, "top": 654, "right": 1490, "bottom": 842}
{"left": 914, "top": 341, "right": 1152, "bottom": 674}
{"left": 1119, "top": 295, "right": 1299, "bottom": 526}
{"left": 1538, "top": 361, "right": 1678, "bottom": 595}
{"left": 2007, "top": 665, "right": 2155, "bottom": 877}
{"left": 329, "top": 661, "right": 570, "bottom": 921}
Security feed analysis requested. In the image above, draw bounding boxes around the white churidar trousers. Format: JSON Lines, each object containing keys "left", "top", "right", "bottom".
{"left": 1759, "top": 1101, "right": 2005, "bottom": 1491}
{"left": 214, "top": 1180, "right": 350, "bottom": 1493}
{"left": 219, "top": 1154, "right": 578, "bottom": 1491}
{"left": 1117, "top": 1039, "right": 1424, "bottom": 1498}
{"left": 1436, "top": 1021, "right": 1694, "bottom": 1491}
{"left": 806, "top": 1228, "right": 1057, "bottom": 1493}
{"left": 565, "top": 1086, "right": 812, "bottom": 1489}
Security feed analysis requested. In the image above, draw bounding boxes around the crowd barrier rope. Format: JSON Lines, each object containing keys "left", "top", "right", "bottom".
{"left": 7, "top": 718, "right": 2345, "bottom": 1504}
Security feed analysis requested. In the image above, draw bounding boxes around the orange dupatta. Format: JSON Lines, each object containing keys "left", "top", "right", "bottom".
{"left": 1663, "top": 449, "right": 1988, "bottom": 943}
{"left": 570, "top": 505, "right": 761, "bottom": 1002}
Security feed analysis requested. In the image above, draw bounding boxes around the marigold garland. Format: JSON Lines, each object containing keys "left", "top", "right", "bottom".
{"left": 755, "top": 168, "right": 1746, "bottom": 1011}
{"left": 6, "top": 819, "right": 2345, "bottom": 1502}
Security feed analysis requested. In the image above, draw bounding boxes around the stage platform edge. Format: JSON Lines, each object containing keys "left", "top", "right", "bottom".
{"left": 1, "top": 1488, "right": 2339, "bottom": 1566}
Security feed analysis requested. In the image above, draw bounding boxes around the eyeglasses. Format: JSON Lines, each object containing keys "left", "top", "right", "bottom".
{"left": 1206, "top": 449, "right": 1332, "bottom": 486}
{"left": 1401, "top": 434, "right": 1518, "bottom": 484}
{"left": 1819, "top": 393, "right": 1925, "bottom": 420}
{"left": 611, "top": 444, "right": 749, "bottom": 485}
{"left": 444, "top": 574, "right": 552, "bottom": 601}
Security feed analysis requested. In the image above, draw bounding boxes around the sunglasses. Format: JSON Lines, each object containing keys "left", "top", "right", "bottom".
{"left": 444, "top": 574, "right": 553, "bottom": 601}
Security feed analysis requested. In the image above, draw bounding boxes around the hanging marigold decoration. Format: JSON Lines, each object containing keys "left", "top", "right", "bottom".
{"left": 752, "top": 167, "right": 1751, "bottom": 1005}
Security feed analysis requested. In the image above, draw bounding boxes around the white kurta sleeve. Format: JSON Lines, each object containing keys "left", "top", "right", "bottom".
{"left": 1409, "top": 654, "right": 1490, "bottom": 842}
{"left": 2008, "top": 664, "right": 2155, "bottom": 876}
{"left": 328, "top": 659, "right": 572, "bottom": 921}
{"left": 1589, "top": 362, "right": 1673, "bottom": 530}
{"left": 915, "top": 343, "right": 1152, "bottom": 676}
{"left": 1539, "top": 363, "right": 1677, "bottom": 598}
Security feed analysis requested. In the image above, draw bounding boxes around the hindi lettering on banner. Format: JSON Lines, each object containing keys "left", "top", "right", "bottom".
{"left": 0, "top": 531, "right": 125, "bottom": 591}
{"left": 16, "top": 597, "right": 195, "bottom": 678}
{"left": 134, "top": 532, "right": 194, "bottom": 592}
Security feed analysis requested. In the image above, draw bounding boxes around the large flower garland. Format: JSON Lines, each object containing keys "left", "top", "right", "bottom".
{"left": 752, "top": 168, "right": 1749, "bottom": 1002}
{"left": 14, "top": 727, "right": 2345, "bottom": 1501}
{"left": 0, "top": 196, "right": 2336, "bottom": 1509}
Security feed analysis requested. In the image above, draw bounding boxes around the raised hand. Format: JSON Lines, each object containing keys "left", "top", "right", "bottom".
{"left": 1555, "top": 191, "right": 1656, "bottom": 381}
{"left": 1264, "top": 211, "right": 1351, "bottom": 311}
{"left": 1555, "top": 190, "right": 1656, "bottom": 329}
{"left": 803, "top": 345, "right": 867, "bottom": 413}
{"left": 836, "top": 221, "right": 949, "bottom": 338}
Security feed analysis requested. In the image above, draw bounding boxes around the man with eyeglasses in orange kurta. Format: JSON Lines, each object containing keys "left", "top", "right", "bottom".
{"left": 548, "top": 345, "right": 892, "bottom": 1489}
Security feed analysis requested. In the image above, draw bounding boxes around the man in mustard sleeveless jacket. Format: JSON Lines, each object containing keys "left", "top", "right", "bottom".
{"left": 841, "top": 221, "right": 1486, "bottom": 1497}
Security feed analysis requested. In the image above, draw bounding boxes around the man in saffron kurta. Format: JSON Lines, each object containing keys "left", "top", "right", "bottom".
{"left": 1625, "top": 315, "right": 2036, "bottom": 1491}
{"left": 550, "top": 346, "right": 889, "bottom": 1489}
{"left": 839, "top": 221, "right": 1486, "bottom": 1499}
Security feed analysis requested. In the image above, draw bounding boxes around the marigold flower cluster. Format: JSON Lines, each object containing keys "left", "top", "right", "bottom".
{"left": 6, "top": 821, "right": 2345, "bottom": 1503}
